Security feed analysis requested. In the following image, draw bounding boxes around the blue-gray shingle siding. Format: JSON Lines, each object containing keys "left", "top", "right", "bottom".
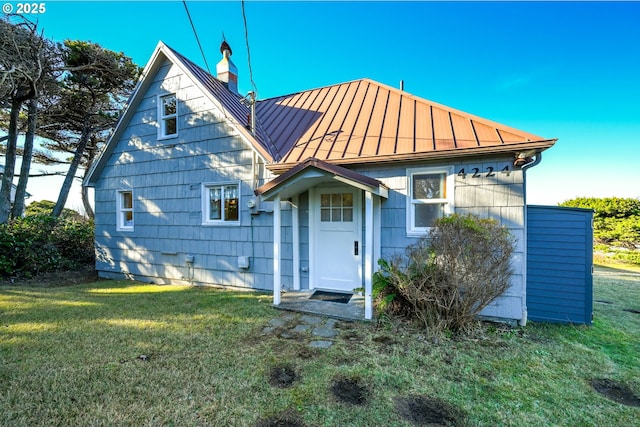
{"left": 93, "top": 58, "right": 279, "bottom": 290}
{"left": 353, "top": 158, "right": 528, "bottom": 321}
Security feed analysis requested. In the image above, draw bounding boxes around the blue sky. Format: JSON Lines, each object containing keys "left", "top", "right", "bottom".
{"left": 10, "top": 1, "right": 640, "bottom": 207}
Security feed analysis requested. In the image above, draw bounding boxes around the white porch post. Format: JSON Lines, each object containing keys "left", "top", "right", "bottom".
{"left": 364, "top": 191, "right": 374, "bottom": 320}
{"left": 273, "top": 195, "right": 281, "bottom": 305}
{"left": 374, "top": 196, "right": 381, "bottom": 269}
{"left": 292, "top": 196, "right": 300, "bottom": 290}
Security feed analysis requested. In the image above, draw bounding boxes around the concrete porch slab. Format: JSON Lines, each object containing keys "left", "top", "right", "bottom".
{"left": 275, "top": 290, "right": 367, "bottom": 321}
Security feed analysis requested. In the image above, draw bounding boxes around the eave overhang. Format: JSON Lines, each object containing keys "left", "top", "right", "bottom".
{"left": 266, "top": 139, "right": 557, "bottom": 175}
{"left": 255, "top": 158, "right": 388, "bottom": 201}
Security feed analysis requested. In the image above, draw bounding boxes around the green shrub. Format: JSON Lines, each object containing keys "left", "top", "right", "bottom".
{"left": 595, "top": 245, "right": 640, "bottom": 267}
{"left": 374, "top": 213, "right": 515, "bottom": 334}
{"left": 25, "top": 200, "right": 83, "bottom": 219}
{"left": 52, "top": 217, "right": 95, "bottom": 266}
{"left": 560, "top": 197, "right": 640, "bottom": 248}
{"left": 596, "top": 216, "right": 640, "bottom": 248}
{"left": 560, "top": 197, "right": 640, "bottom": 219}
{"left": 0, "top": 214, "right": 94, "bottom": 278}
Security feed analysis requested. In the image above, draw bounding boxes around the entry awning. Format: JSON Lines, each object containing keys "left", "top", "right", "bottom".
{"left": 255, "top": 158, "right": 389, "bottom": 201}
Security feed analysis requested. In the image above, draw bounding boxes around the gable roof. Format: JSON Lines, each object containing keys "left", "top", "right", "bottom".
{"left": 84, "top": 41, "right": 276, "bottom": 187}
{"left": 167, "top": 47, "right": 279, "bottom": 160}
{"left": 85, "top": 43, "right": 556, "bottom": 186}
{"left": 257, "top": 79, "right": 556, "bottom": 174}
{"left": 255, "top": 157, "right": 388, "bottom": 201}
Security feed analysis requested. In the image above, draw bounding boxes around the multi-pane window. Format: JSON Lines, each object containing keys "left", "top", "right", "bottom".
{"left": 117, "top": 190, "right": 134, "bottom": 231}
{"left": 320, "top": 192, "right": 353, "bottom": 222}
{"left": 202, "top": 183, "right": 240, "bottom": 225}
{"left": 407, "top": 167, "right": 454, "bottom": 234}
{"left": 159, "top": 94, "right": 177, "bottom": 138}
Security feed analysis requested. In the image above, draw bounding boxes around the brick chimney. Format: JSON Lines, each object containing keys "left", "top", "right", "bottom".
{"left": 216, "top": 40, "right": 238, "bottom": 94}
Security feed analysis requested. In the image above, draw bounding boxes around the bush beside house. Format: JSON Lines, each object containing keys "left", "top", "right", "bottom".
{"left": 374, "top": 214, "right": 515, "bottom": 334}
{"left": 0, "top": 202, "right": 94, "bottom": 278}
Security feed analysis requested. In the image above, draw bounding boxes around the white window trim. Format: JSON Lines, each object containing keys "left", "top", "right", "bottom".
{"left": 116, "top": 190, "right": 134, "bottom": 232}
{"left": 406, "top": 166, "right": 454, "bottom": 237}
{"left": 201, "top": 181, "right": 241, "bottom": 226}
{"left": 158, "top": 93, "right": 178, "bottom": 139}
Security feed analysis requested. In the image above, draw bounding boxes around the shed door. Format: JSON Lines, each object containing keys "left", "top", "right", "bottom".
{"left": 311, "top": 186, "right": 361, "bottom": 292}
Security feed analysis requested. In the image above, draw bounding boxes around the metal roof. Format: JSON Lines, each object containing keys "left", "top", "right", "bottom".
{"left": 85, "top": 44, "right": 557, "bottom": 186}
{"left": 255, "top": 157, "right": 388, "bottom": 201}
{"left": 166, "top": 46, "right": 281, "bottom": 161}
{"left": 256, "top": 79, "right": 555, "bottom": 173}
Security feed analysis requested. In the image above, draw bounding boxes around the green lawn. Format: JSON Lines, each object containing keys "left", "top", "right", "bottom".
{"left": 1, "top": 267, "right": 638, "bottom": 426}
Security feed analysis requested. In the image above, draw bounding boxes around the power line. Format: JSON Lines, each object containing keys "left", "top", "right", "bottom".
{"left": 181, "top": 1, "right": 236, "bottom": 127}
{"left": 241, "top": 0, "right": 258, "bottom": 96}
{"left": 182, "top": 1, "right": 212, "bottom": 75}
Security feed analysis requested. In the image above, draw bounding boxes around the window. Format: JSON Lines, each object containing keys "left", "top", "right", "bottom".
{"left": 117, "top": 190, "right": 134, "bottom": 231}
{"left": 407, "top": 166, "right": 454, "bottom": 235}
{"left": 320, "top": 192, "right": 353, "bottom": 222}
{"left": 159, "top": 94, "right": 177, "bottom": 138}
{"left": 202, "top": 182, "right": 240, "bottom": 225}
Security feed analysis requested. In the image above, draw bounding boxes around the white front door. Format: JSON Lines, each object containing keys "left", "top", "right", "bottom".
{"left": 311, "top": 186, "right": 362, "bottom": 292}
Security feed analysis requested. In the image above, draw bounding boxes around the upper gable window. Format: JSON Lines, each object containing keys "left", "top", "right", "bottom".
{"left": 159, "top": 94, "right": 177, "bottom": 138}
{"left": 406, "top": 166, "right": 454, "bottom": 236}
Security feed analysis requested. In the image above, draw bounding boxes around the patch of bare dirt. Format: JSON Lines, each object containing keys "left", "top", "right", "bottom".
{"left": 0, "top": 265, "right": 97, "bottom": 287}
{"left": 341, "top": 331, "right": 363, "bottom": 343}
{"left": 394, "top": 395, "right": 464, "bottom": 426}
{"left": 373, "top": 335, "right": 398, "bottom": 345}
{"left": 268, "top": 365, "right": 298, "bottom": 388}
{"left": 256, "top": 408, "right": 306, "bottom": 427}
{"left": 330, "top": 377, "right": 368, "bottom": 406}
{"left": 296, "top": 346, "right": 318, "bottom": 360}
{"left": 590, "top": 379, "right": 640, "bottom": 407}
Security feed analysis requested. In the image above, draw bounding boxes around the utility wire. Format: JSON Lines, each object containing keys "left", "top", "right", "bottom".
{"left": 240, "top": 0, "right": 282, "bottom": 160}
{"left": 182, "top": 1, "right": 212, "bottom": 75}
{"left": 240, "top": 0, "right": 280, "bottom": 157}
{"left": 241, "top": 0, "right": 258, "bottom": 95}
{"left": 181, "top": 1, "right": 236, "bottom": 127}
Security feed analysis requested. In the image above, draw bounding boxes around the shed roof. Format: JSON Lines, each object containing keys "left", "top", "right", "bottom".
{"left": 256, "top": 79, "right": 555, "bottom": 173}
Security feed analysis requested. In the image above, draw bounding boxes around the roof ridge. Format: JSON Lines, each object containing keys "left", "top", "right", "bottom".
{"left": 258, "top": 77, "right": 544, "bottom": 142}
{"left": 366, "top": 78, "right": 544, "bottom": 141}
{"left": 161, "top": 44, "right": 280, "bottom": 161}
{"left": 257, "top": 78, "right": 370, "bottom": 102}
{"left": 164, "top": 43, "right": 218, "bottom": 82}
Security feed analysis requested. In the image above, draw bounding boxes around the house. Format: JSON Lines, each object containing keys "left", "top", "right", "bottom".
{"left": 84, "top": 41, "right": 556, "bottom": 324}
{"left": 0, "top": 164, "right": 31, "bottom": 207}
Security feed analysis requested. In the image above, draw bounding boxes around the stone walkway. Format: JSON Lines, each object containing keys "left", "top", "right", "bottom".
{"left": 261, "top": 312, "right": 341, "bottom": 349}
